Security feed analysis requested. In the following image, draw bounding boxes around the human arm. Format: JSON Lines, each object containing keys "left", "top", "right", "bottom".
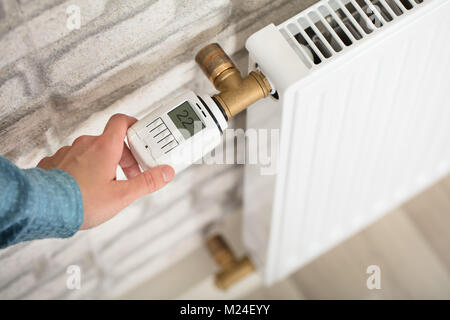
{"left": 0, "top": 114, "right": 174, "bottom": 248}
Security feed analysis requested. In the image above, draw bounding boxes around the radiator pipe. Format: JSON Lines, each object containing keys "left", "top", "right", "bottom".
{"left": 206, "top": 235, "right": 255, "bottom": 290}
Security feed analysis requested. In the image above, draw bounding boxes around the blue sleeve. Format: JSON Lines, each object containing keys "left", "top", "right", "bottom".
{"left": 0, "top": 155, "right": 84, "bottom": 249}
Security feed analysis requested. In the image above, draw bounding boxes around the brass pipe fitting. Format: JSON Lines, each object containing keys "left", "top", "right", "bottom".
{"left": 206, "top": 235, "right": 255, "bottom": 290}
{"left": 195, "top": 43, "right": 272, "bottom": 120}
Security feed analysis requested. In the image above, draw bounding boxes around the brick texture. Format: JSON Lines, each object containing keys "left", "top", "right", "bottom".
{"left": 0, "top": 0, "right": 317, "bottom": 299}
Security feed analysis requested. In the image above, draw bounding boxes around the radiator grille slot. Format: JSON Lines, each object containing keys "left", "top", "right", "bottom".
{"left": 279, "top": 0, "right": 426, "bottom": 67}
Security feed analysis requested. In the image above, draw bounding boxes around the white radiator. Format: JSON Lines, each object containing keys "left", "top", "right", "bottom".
{"left": 243, "top": 0, "right": 450, "bottom": 284}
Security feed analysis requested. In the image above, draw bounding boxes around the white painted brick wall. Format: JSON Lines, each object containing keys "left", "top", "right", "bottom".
{"left": 27, "top": 0, "right": 108, "bottom": 50}
{"left": 0, "top": 0, "right": 317, "bottom": 299}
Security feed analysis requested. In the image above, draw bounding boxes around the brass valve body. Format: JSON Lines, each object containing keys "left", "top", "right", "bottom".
{"left": 206, "top": 235, "right": 255, "bottom": 290}
{"left": 195, "top": 43, "right": 272, "bottom": 120}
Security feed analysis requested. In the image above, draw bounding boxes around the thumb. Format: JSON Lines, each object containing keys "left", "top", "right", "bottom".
{"left": 115, "top": 165, "right": 175, "bottom": 204}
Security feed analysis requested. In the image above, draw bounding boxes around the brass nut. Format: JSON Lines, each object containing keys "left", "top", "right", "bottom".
{"left": 195, "top": 43, "right": 238, "bottom": 85}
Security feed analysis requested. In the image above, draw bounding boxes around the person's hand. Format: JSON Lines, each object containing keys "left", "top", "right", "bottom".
{"left": 37, "top": 113, "right": 175, "bottom": 229}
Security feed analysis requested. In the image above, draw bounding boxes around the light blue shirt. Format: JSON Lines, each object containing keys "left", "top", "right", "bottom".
{"left": 0, "top": 155, "right": 83, "bottom": 249}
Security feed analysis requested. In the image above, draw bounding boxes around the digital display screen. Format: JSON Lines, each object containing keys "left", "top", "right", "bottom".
{"left": 168, "top": 101, "right": 205, "bottom": 139}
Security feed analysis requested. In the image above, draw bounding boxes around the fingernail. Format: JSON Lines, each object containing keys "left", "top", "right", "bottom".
{"left": 161, "top": 165, "right": 175, "bottom": 182}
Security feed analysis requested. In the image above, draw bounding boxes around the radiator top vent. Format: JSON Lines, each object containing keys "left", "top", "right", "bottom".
{"left": 279, "top": 0, "right": 425, "bottom": 68}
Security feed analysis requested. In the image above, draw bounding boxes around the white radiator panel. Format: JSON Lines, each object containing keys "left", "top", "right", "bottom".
{"left": 244, "top": 0, "right": 450, "bottom": 284}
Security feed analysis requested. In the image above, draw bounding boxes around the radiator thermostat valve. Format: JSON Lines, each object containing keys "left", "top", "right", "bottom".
{"left": 127, "top": 43, "right": 272, "bottom": 173}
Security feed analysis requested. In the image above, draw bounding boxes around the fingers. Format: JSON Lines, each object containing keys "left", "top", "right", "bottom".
{"left": 102, "top": 114, "right": 137, "bottom": 144}
{"left": 54, "top": 146, "right": 71, "bottom": 158}
{"left": 119, "top": 142, "right": 141, "bottom": 179}
{"left": 113, "top": 165, "right": 175, "bottom": 205}
{"left": 37, "top": 157, "right": 53, "bottom": 170}
{"left": 52, "top": 146, "right": 71, "bottom": 163}
{"left": 72, "top": 135, "right": 96, "bottom": 146}
{"left": 37, "top": 146, "right": 71, "bottom": 170}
